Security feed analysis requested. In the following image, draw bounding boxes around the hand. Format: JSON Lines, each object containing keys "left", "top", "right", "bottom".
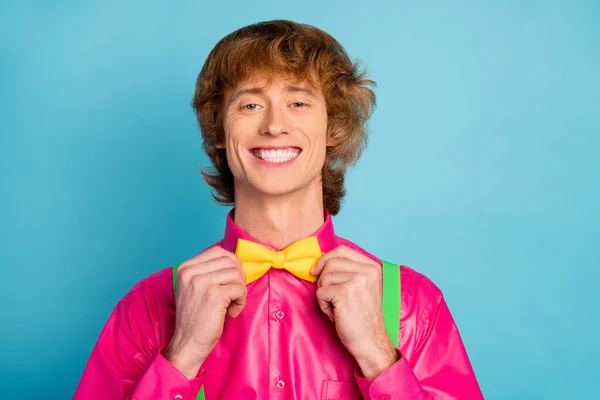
{"left": 311, "top": 245, "right": 399, "bottom": 379}
{"left": 164, "top": 246, "right": 247, "bottom": 379}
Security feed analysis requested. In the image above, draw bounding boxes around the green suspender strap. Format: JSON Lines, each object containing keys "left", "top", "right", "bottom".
{"left": 381, "top": 260, "right": 401, "bottom": 348}
{"left": 172, "top": 260, "right": 401, "bottom": 400}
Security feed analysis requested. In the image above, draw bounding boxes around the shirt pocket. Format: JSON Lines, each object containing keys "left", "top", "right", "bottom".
{"left": 320, "top": 380, "right": 363, "bottom": 400}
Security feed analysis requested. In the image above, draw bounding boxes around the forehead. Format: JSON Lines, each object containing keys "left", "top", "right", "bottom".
{"left": 231, "top": 71, "right": 321, "bottom": 94}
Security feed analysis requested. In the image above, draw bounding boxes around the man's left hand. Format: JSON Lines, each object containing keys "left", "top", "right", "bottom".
{"left": 311, "top": 245, "right": 400, "bottom": 380}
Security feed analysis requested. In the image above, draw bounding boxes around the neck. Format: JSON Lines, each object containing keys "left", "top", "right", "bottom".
{"left": 233, "top": 183, "right": 325, "bottom": 249}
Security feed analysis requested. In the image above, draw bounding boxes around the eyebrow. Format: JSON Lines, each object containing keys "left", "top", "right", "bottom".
{"left": 227, "top": 88, "right": 263, "bottom": 106}
{"left": 227, "top": 85, "right": 319, "bottom": 106}
{"left": 285, "top": 85, "right": 318, "bottom": 98}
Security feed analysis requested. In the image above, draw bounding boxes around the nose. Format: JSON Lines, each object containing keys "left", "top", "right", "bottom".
{"left": 261, "top": 105, "right": 290, "bottom": 136}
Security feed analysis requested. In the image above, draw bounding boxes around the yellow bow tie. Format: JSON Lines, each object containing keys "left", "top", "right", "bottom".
{"left": 235, "top": 237, "right": 322, "bottom": 284}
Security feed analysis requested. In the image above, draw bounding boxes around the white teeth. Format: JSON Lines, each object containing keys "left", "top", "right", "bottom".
{"left": 253, "top": 148, "right": 300, "bottom": 163}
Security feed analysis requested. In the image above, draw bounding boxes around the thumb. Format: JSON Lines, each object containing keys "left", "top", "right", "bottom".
{"left": 316, "top": 286, "right": 335, "bottom": 321}
{"left": 227, "top": 297, "right": 246, "bottom": 318}
{"left": 225, "top": 284, "right": 247, "bottom": 318}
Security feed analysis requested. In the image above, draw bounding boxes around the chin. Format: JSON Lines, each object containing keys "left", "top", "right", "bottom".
{"left": 243, "top": 175, "right": 310, "bottom": 198}
{"left": 237, "top": 169, "right": 322, "bottom": 200}
{"left": 252, "top": 184, "right": 304, "bottom": 198}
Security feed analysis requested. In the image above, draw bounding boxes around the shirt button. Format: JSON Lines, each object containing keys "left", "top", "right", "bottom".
{"left": 378, "top": 396, "right": 390, "bottom": 400}
{"left": 173, "top": 395, "right": 183, "bottom": 400}
{"left": 276, "top": 379, "right": 285, "bottom": 389}
{"left": 275, "top": 310, "right": 285, "bottom": 320}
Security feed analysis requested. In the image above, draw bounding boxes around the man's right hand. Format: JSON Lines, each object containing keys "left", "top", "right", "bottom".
{"left": 163, "top": 246, "right": 247, "bottom": 379}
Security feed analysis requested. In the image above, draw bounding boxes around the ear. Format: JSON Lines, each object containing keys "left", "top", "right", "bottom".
{"left": 214, "top": 143, "right": 226, "bottom": 149}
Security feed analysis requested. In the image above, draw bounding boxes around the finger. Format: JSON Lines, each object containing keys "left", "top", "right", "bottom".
{"left": 178, "top": 256, "right": 246, "bottom": 284}
{"left": 179, "top": 245, "right": 226, "bottom": 267}
{"left": 223, "top": 283, "right": 247, "bottom": 318}
{"left": 316, "top": 285, "right": 341, "bottom": 321}
{"left": 317, "top": 271, "right": 356, "bottom": 289}
{"left": 310, "top": 255, "right": 335, "bottom": 277}
{"left": 312, "top": 255, "right": 369, "bottom": 279}
{"left": 188, "top": 267, "right": 246, "bottom": 292}
{"left": 180, "top": 246, "right": 243, "bottom": 270}
{"left": 322, "top": 257, "right": 368, "bottom": 274}
{"left": 311, "top": 245, "right": 373, "bottom": 277}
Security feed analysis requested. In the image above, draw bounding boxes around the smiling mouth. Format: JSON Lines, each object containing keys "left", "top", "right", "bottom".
{"left": 251, "top": 148, "right": 302, "bottom": 163}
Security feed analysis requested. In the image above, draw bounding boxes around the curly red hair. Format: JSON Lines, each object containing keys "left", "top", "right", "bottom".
{"left": 192, "top": 20, "right": 376, "bottom": 215}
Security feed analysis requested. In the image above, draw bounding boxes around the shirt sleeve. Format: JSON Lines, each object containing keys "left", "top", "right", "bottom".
{"left": 73, "top": 287, "right": 205, "bottom": 400}
{"left": 354, "top": 296, "right": 484, "bottom": 400}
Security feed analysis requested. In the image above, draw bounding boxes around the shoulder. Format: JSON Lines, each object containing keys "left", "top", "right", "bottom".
{"left": 399, "top": 265, "right": 443, "bottom": 307}
{"left": 126, "top": 266, "right": 175, "bottom": 303}
{"left": 398, "top": 265, "right": 445, "bottom": 345}
{"left": 112, "top": 267, "right": 175, "bottom": 327}
{"left": 335, "top": 235, "right": 444, "bottom": 311}
{"left": 120, "top": 241, "right": 225, "bottom": 310}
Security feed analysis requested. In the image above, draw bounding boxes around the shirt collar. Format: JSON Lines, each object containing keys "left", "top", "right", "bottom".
{"left": 222, "top": 209, "right": 337, "bottom": 253}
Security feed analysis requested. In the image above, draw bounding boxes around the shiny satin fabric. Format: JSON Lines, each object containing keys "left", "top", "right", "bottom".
{"left": 204, "top": 269, "right": 361, "bottom": 398}
{"left": 74, "top": 213, "right": 483, "bottom": 399}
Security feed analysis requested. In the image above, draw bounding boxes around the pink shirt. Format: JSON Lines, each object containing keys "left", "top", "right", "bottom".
{"left": 74, "top": 212, "right": 483, "bottom": 399}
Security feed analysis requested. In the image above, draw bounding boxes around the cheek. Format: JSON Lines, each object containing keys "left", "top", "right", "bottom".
{"left": 315, "top": 108, "right": 329, "bottom": 142}
{"left": 222, "top": 118, "right": 246, "bottom": 172}
{"left": 223, "top": 113, "right": 240, "bottom": 140}
{"left": 223, "top": 116, "right": 248, "bottom": 150}
{"left": 306, "top": 118, "right": 328, "bottom": 168}
{"left": 225, "top": 137, "right": 246, "bottom": 169}
{"left": 311, "top": 114, "right": 329, "bottom": 147}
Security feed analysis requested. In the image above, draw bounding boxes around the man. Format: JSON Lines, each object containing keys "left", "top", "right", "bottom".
{"left": 75, "top": 20, "right": 483, "bottom": 399}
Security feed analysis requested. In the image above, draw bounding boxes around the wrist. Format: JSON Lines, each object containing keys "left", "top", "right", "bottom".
{"left": 354, "top": 341, "right": 399, "bottom": 380}
{"left": 163, "top": 341, "right": 207, "bottom": 380}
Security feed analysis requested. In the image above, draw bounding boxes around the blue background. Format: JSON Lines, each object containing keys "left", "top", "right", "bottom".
{"left": 1, "top": 1, "right": 598, "bottom": 398}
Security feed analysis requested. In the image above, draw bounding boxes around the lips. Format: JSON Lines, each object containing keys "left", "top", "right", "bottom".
{"left": 251, "top": 147, "right": 302, "bottom": 163}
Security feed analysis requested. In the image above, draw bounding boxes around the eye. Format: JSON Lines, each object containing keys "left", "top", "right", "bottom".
{"left": 242, "top": 103, "right": 259, "bottom": 111}
{"left": 291, "top": 102, "right": 307, "bottom": 108}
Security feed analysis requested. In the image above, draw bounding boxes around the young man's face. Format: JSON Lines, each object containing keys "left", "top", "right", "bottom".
{"left": 221, "top": 73, "right": 330, "bottom": 200}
